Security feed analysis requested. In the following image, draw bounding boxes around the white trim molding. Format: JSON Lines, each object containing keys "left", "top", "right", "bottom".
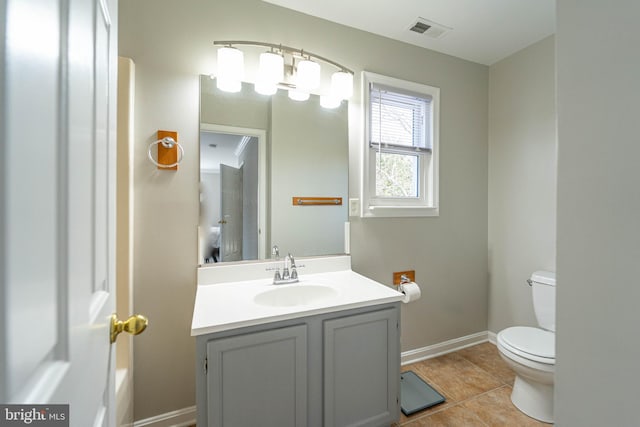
{"left": 401, "top": 331, "right": 489, "bottom": 365}
{"left": 360, "top": 71, "right": 440, "bottom": 218}
{"left": 133, "top": 405, "right": 196, "bottom": 427}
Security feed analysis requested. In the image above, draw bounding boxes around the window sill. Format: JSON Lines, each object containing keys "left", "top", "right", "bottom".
{"left": 362, "top": 205, "right": 439, "bottom": 218}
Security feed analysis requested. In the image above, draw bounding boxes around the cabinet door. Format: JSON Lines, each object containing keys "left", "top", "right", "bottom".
{"left": 207, "top": 324, "right": 307, "bottom": 427}
{"left": 324, "top": 308, "right": 399, "bottom": 427}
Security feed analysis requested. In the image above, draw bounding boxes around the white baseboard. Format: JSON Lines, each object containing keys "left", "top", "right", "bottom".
{"left": 487, "top": 330, "right": 497, "bottom": 344}
{"left": 401, "top": 331, "right": 489, "bottom": 365}
{"left": 133, "top": 406, "right": 196, "bottom": 427}
{"left": 116, "top": 369, "right": 133, "bottom": 427}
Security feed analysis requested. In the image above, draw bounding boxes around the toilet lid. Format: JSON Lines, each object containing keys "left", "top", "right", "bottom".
{"left": 499, "top": 326, "right": 555, "bottom": 363}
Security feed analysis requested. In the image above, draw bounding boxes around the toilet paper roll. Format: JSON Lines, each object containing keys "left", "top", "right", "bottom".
{"left": 400, "top": 282, "right": 421, "bottom": 303}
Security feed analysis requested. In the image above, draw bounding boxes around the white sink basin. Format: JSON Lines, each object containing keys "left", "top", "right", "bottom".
{"left": 254, "top": 284, "right": 339, "bottom": 307}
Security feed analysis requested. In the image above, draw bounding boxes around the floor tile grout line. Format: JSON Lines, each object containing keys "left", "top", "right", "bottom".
{"left": 397, "top": 368, "right": 454, "bottom": 425}
{"left": 466, "top": 359, "right": 514, "bottom": 386}
{"left": 455, "top": 348, "right": 515, "bottom": 387}
{"left": 457, "top": 356, "right": 500, "bottom": 381}
{"left": 399, "top": 344, "right": 517, "bottom": 426}
{"left": 398, "top": 360, "right": 511, "bottom": 426}
{"left": 398, "top": 385, "right": 511, "bottom": 426}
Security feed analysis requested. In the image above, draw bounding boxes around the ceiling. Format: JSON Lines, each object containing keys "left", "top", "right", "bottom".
{"left": 262, "top": 0, "right": 555, "bottom": 66}
{"left": 200, "top": 132, "right": 244, "bottom": 172}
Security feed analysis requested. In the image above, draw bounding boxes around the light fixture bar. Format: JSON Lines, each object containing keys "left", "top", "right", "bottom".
{"left": 213, "top": 40, "right": 354, "bottom": 75}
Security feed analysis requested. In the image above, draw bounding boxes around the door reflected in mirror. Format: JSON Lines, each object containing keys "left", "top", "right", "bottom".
{"left": 199, "top": 128, "right": 265, "bottom": 263}
{"left": 199, "top": 77, "right": 348, "bottom": 266}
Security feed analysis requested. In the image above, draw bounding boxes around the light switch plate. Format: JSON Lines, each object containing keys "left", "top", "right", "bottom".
{"left": 349, "top": 198, "right": 360, "bottom": 216}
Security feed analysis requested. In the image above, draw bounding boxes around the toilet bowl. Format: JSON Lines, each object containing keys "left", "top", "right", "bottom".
{"left": 497, "top": 271, "right": 556, "bottom": 424}
{"left": 497, "top": 326, "right": 554, "bottom": 423}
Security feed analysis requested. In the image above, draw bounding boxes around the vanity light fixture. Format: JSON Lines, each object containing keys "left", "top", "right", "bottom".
{"left": 214, "top": 40, "right": 354, "bottom": 108}
{"left": 288, "top": 89, "right": 310, "bottom": 102}
{"left": 331, "top": 71, "right": 353, "bottom": 100}
{"left": 216, "top": 46, "right": 244, "bottom": 93}
{"left": 255, "top": 50, "right": 284, "bottom": 95}
{"left": 295, "top": 58, "right": 321, "bottom": 91}
{"left": 320, "top": 95, "right": 341, "bottom": 109}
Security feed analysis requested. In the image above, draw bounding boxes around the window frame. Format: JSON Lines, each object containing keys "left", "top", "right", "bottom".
{"left": 361, "top": 71, "right": 440, "bottom": 217}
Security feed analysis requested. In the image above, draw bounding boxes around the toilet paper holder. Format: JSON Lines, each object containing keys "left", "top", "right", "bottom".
{"left": 393, "top": 270, "right": 416, "bottom": 290}
{"left": 393, "top": 270, "right": 421, "bottom": 303}
{"left": 399, "top": 275, "right": 413, "bottom": 292}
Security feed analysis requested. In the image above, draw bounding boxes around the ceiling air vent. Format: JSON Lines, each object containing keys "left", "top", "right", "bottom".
{"left": 409, "top": 21, "right": 431, "bottom": 34}
{"left": 408, "top": 18, "right": 451, "bottom": 39}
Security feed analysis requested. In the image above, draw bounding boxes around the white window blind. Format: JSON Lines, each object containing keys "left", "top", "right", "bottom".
{"left": 361, "top": 71, "right": 440, "bottom": 218}
{"left": 369, "top": 83, "right": 432, "bottom": 151}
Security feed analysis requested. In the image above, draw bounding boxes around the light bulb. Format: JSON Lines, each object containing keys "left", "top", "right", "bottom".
{"left": 288, "top": 89, "right": 310, "bottom": 101}
{"left": 254, "top": 80, "right": 277, "bottom": 96}
{"left": 320, "top": 95, "right": 341, "bottom": 109}
{"left": 259, "top": 51, "right": 284, "bottom": 84}
{"left": 216, "top": 47, "right": 244, "bottom": 93}
{"left": 331, "top": 71, "right": 353, "bottom": 100}
{"left": 217, "top": 78, "right": 242, "bottom": 93}
{"left": 296, "top": 59, "right": 320, "bottom": 91}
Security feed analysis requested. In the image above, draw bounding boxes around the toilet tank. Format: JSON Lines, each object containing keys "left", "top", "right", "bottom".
{"left": 531, "top": 271, "right": 556, "bottom": 332}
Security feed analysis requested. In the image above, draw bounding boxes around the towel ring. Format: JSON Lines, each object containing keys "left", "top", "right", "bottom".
{"left": 147, "top": 137, "right": 184, "bottom": 168}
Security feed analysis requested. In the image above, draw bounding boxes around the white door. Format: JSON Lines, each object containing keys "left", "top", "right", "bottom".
{"left": 1, "top": 0, "right": 128, "bottom": 426}
{"left": 220, "top": 164, "right": 243, "bottom": 262}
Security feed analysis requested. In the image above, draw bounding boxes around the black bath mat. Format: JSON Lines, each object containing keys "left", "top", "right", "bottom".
{"left": 400, "top": 370, "right": 446, "bottom": 416}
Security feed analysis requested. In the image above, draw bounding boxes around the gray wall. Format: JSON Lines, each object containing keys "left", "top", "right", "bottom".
{"left": 487, "top": 36, "right": 556, "bottom": 333}
{"left": 119, "top": 0, "right": 488, "bottom": 420}
{"left": 200, "top": 78, "right": 270, "bottom": 130}
{"left": 270, "top": 91, "right": 348, "bottom": 256}
{"left": 556, "top": 1, "right": 640, "bottom": 425}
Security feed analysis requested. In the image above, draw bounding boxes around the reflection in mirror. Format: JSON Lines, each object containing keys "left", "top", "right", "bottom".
{"left": 199, "top": 77, "right": 349, "bottom": 266}
{"left": 199, "top": 127, "right": 265, "bottom": 263}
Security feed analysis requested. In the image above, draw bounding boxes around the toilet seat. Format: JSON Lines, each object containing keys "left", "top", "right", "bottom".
{"left": 498, "top": 326, "right": 555, "bottom": 364}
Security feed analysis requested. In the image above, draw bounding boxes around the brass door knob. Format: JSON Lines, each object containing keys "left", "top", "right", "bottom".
{"left": 110, "top": 314, "right": 148, "bottom": 343}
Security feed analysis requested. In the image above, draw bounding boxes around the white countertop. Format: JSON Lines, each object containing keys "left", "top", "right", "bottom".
{"left": 191, "top": 269, "right": 404, "bottom": 336}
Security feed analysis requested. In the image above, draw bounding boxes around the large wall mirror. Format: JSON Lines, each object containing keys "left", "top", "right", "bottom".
{"left": 199, "top": 76, "right": 348, "bottom": 265}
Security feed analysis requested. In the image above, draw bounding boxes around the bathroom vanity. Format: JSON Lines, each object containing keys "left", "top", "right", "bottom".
{"left": 192, "top": 256, "right": 403, "bottom": 427}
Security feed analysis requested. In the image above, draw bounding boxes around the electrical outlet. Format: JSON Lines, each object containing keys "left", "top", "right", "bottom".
{"left": 349, "top": 198, "right": 360, "bottom": 216}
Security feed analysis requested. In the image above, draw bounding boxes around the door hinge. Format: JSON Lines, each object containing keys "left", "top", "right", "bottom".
{"left": 204, "top": 356, "right": 208, "bottom": 374}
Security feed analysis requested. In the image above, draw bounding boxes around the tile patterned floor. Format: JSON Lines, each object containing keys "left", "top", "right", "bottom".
{"left": 397, "top": 342, "right": 550, "bottom": 426}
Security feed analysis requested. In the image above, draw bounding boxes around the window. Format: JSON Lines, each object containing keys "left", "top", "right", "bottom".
{"left": 361, "top": 71, "right": 439, "bottom": 217}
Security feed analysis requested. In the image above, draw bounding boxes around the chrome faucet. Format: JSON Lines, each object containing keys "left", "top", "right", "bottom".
{"left": 267, "top": 245, "right": 282, "bottom": 282}
{"left": 282, "top": 254, "right": 290, "bottom": 281}
{"left": 289, "top": 253, "right": 298, "bottom": 281}
{"left": 267, "top": 250, "right": 302, "bottom": 285}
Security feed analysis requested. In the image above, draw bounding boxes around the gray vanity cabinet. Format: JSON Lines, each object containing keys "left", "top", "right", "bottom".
{"left": 323, "top": 309, "right": 399, "bottom": 427}
{"left": 206, "top": 324, "right": 308, "bottom": 426}
{"left": 195, "top": 303, "right": 400, "bottom": 427}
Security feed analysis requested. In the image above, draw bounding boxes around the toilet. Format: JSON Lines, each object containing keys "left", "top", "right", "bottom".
{"left": 497, "top": 271, "right": 556, "bottom": 424}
